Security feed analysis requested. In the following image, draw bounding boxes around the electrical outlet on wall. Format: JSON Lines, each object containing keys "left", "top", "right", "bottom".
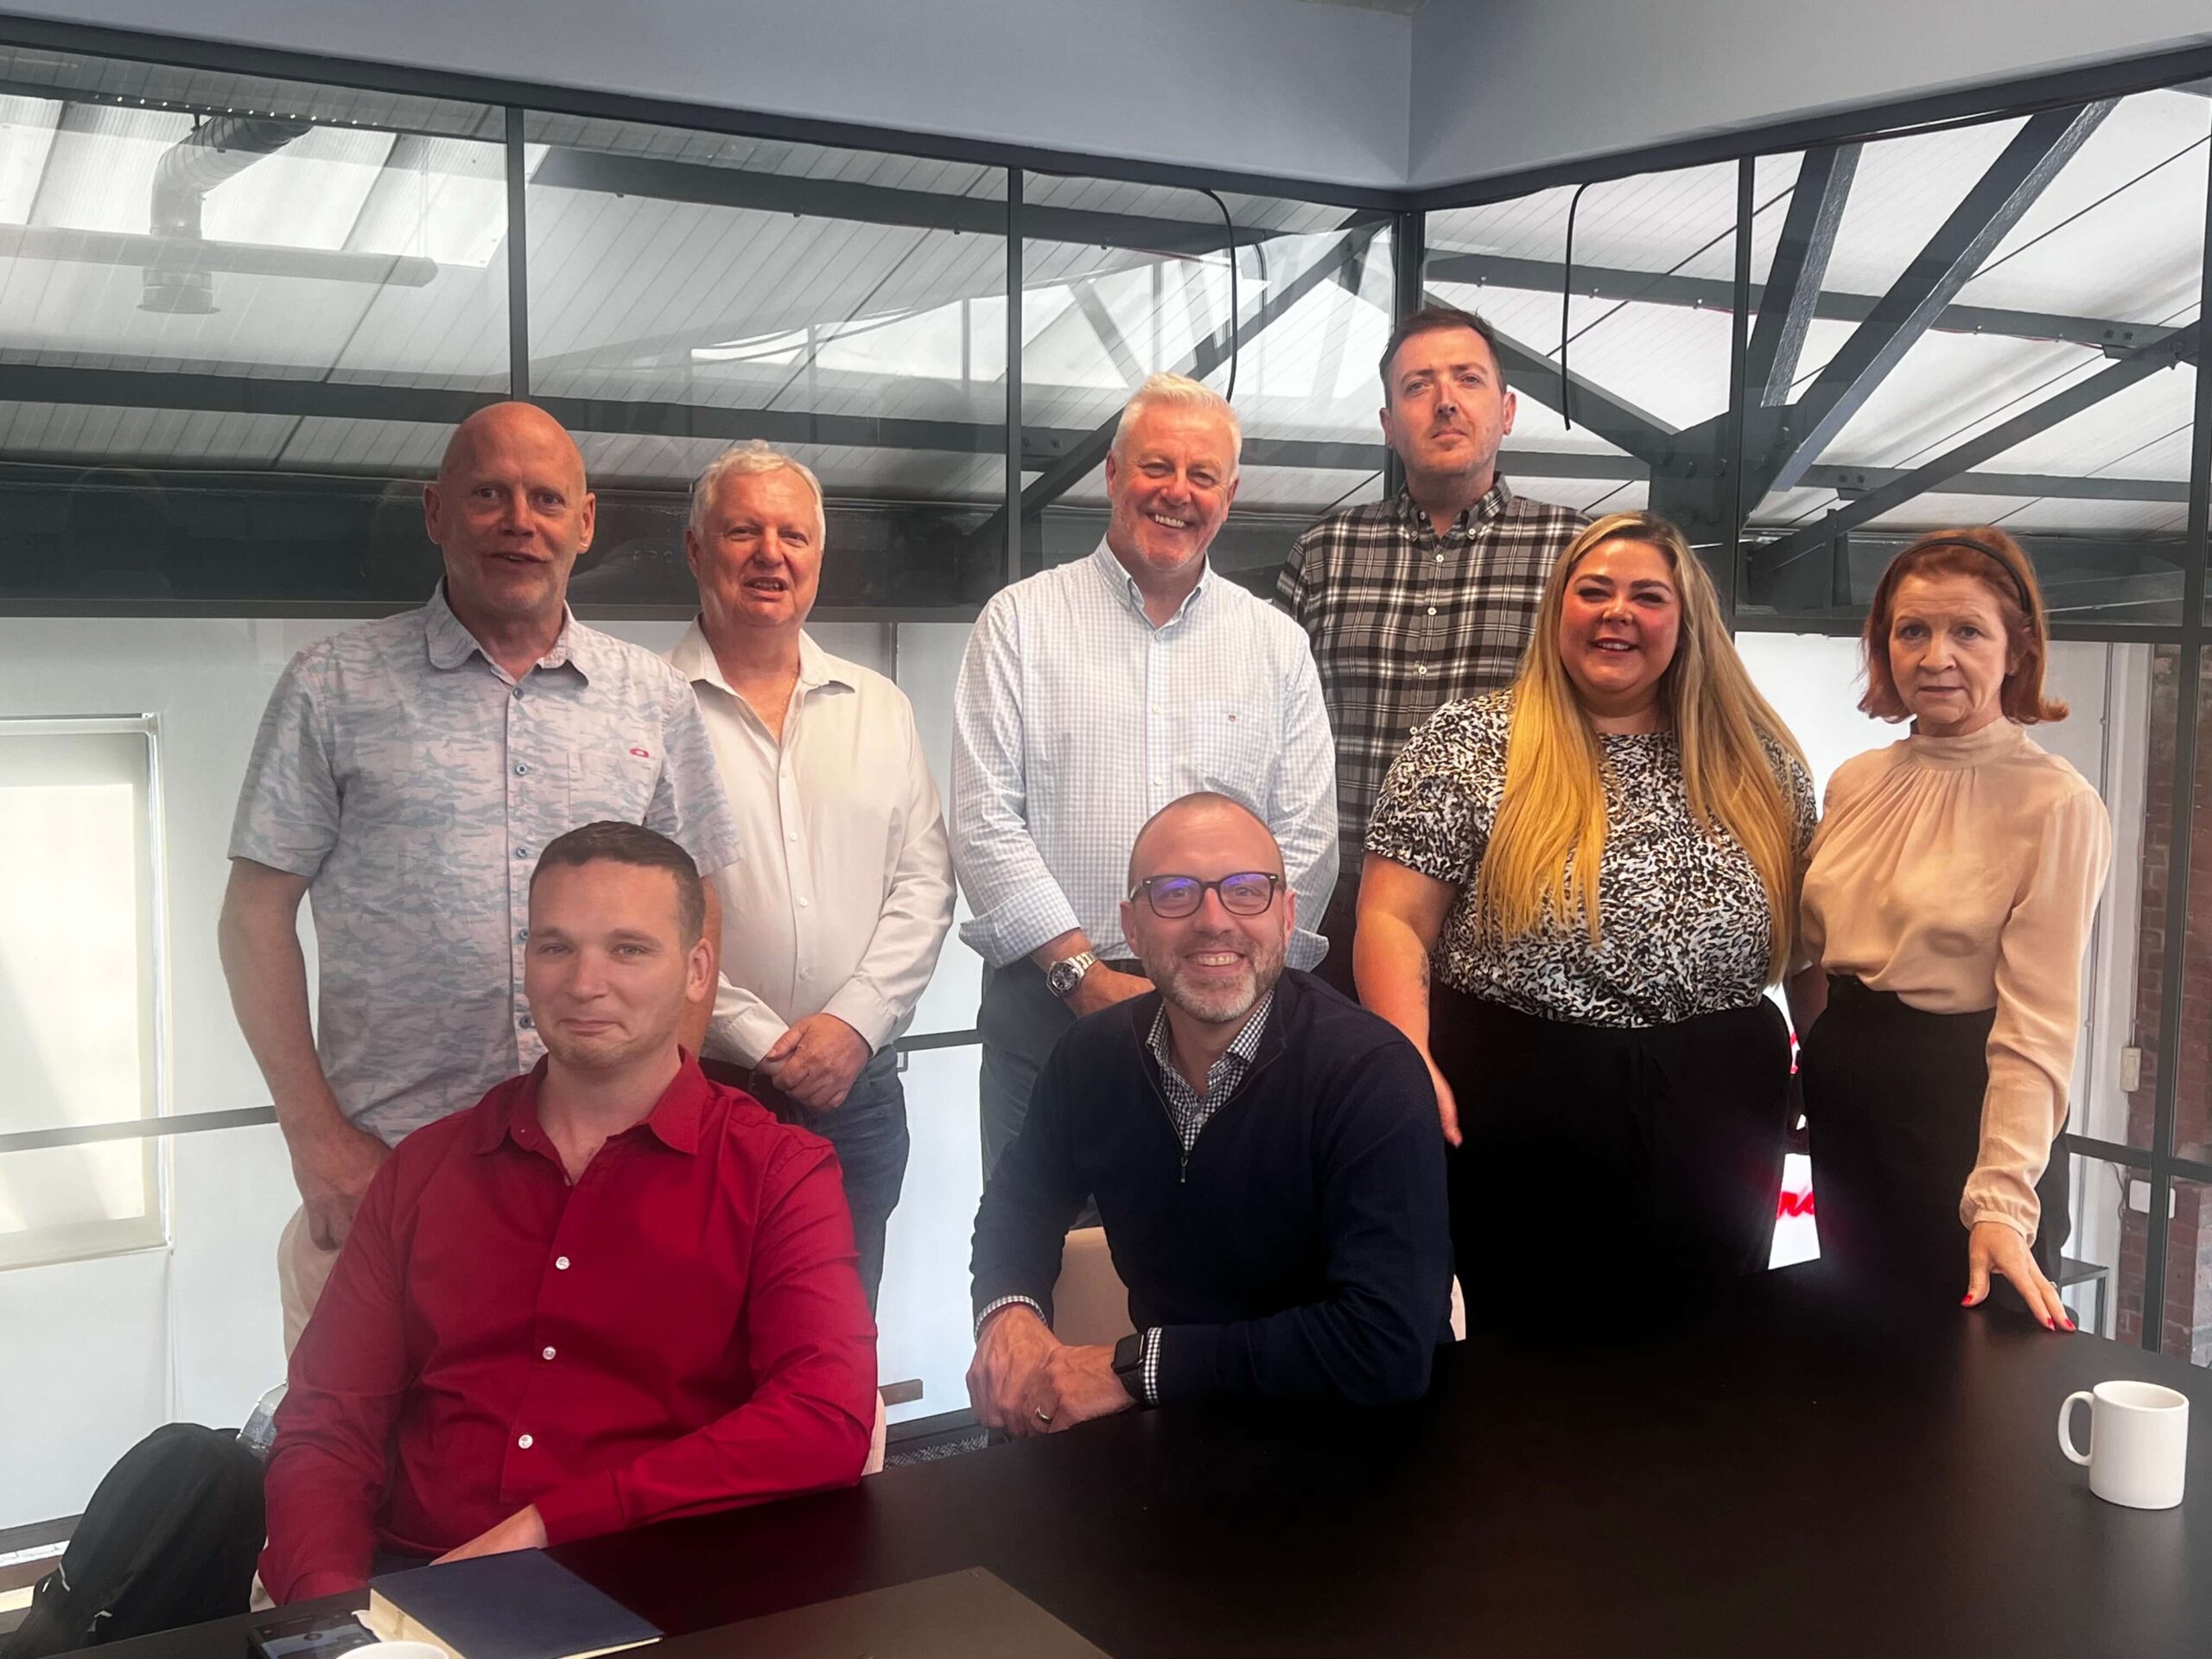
{"left": 2127, "top": 1179, "right": 2177, "bottom": 1218}
{"left": 2120, "top": 1046, "right": 2144, "bottom": 1092}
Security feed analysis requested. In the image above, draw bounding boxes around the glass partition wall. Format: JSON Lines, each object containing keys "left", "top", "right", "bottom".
{"left": 5, "top": 21, "right": 2212, "bottom": 1552}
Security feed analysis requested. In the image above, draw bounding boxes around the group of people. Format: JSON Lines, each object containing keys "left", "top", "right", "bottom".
{"left": 232, "top": 304, "right": 2113, "bottom": 1601}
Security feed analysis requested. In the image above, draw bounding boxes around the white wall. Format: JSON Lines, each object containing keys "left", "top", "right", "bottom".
{"left": 1409, "top": 0, "right": 2212, "bottom": 188}
{"left": 0, "top": 617, "right": 346, "bottom": 1527}
{"left": 7, "top": 0, "right": 1414, "bottom": 190}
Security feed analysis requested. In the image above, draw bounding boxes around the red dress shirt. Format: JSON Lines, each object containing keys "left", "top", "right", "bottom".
{"left": 260, "top": 1057, "right": 877, "bottom": 1603}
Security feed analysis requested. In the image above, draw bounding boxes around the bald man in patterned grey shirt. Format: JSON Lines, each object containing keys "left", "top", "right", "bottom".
{"left": 219, "top": 403, "right": 741, "bottom": 1351}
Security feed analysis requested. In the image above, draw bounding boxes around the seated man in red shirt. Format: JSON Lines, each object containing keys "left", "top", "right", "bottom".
{"left": 260, "top": 821, "right": 878, "bottom": 1602}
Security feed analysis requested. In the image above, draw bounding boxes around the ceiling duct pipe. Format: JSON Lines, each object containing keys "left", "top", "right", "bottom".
{"left": 143, "top": 114, "right": 315, "bottom": 315}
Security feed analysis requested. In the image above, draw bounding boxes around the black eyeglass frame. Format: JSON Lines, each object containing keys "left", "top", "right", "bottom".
{"left": 1127, "top": 871, "right": 1285, "bottom": 919}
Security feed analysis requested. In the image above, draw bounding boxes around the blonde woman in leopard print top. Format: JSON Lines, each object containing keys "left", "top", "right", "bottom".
{"left": 1357, "top": 512, "right": 1818, "bottom": 1335}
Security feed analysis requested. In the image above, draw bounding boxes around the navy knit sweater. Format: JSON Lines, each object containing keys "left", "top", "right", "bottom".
{"left": 969, "top": 969, "right": 1452, "bottom": 1407}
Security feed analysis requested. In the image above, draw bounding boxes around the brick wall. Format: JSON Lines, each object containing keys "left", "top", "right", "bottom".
{"left": 2116, "top": 652, "right": 2212, "bottom": 1360}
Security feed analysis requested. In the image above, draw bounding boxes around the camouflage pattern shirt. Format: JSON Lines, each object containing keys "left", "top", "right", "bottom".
{"left": 230, "top": 585, "right": 741, "bottom": 1144}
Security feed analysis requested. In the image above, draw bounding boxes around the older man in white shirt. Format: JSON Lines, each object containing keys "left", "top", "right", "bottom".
{"left": 669, "top": 442, "right": 956, "bottom": 1311}
{"left": 952, "top": 373, "right": 1338, "bottom": 1178}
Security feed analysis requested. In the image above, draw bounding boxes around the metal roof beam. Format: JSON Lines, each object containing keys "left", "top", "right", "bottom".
{"left": 1744, "top": 143, "right": 1858, "bottom": 406}
{"left": 1471, "top": 310, "right": 1680, "bottom": 471}
{"left": 1497, "top": 444, "right": 2191, "bottom": 505}
{"left": 1423, "top": 253, "right": 2161, "bottom": 354}
{"left": 1068, "top": 278, "right": 1147, "bottom": 388}
{"left": 1764, "top": 101, "right": 2114, "bottom": 494}
{"left": 531, "top": 148, "right": 1373, "bottom": 255}
{"left": 1748, "top": 319, "right": 2200, "bottom": 572}
{"left": 0, "top": 359, "right": 1388, "bottom": 475}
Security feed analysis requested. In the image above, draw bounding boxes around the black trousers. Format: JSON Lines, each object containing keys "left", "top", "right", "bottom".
{"left": 1310, "top": 871, "right": 1363, "bottom": 1001}
{"left": 1431, "top": 986, "right": 1792, "bottom": 1335}
{"left": 1800, "top": 974, "right": 2069, "bottom": 1307}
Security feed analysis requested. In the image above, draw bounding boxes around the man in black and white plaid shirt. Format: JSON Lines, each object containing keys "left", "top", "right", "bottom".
{"left": 1277, "top": 305, "right": 1586, "bottom": 995}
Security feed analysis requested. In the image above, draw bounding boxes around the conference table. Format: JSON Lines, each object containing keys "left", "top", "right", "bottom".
{"left": 105, "top": 1266, "right": 2212, "bottom": 1658}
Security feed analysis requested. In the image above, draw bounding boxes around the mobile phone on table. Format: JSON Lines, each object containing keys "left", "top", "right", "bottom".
{"left": 248, "top": 1609, "right": 378, "bottom": 1659}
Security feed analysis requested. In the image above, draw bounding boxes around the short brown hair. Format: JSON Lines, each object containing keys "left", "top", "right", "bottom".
{"left": 1378, "top": 305, "right": 1505, "bottom": 401}
{"left": 530, "top": 821, "right": 706, "bottom": 941}
{"left": 1859, "top": 527, "right": 2066, "bottom": 724}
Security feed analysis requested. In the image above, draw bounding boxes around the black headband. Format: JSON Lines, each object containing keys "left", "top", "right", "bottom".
{"left": 1913, "top": 537, "right": 2037, "bottom": 618}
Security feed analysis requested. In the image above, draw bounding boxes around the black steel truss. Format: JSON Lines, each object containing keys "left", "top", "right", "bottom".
{"left": 1758, "top": 103, "right": 2114, "bottom": 495}
{"left": 1743, "top": 143, "right": 1858, "bottom": 407}
{"left": 1426, "top": 248, "right": 2182, "bottom": 355}
{"left": 1478, "top": 316, "right": 1681, "bottom": 470}
{"left": 1751, "top": 320, "right": 2202, "bottom": 570}
{"left": 531, "top": 147, "right": 1385, "bottom": 256}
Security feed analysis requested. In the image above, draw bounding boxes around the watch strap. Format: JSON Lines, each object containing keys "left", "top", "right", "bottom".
{"left": 1046, "top": 950, "right": 1099, "bottom": 999}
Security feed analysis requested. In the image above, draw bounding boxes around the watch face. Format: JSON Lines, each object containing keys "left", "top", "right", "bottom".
{"left": 1046, "top": 961, "right": 1077, "bottom": 998}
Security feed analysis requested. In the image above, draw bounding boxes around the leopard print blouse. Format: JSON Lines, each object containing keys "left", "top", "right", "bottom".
{"left": 1364, "top": 690, "right": 1816, "bottom": 1028}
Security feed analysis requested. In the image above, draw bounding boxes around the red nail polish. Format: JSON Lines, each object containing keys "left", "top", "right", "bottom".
{"left": 2043, "top": 1316, "right": 2055, "bottom": 1329}
{"left": 1960, "top": 1295, "right": 1974, "bottom": 1306}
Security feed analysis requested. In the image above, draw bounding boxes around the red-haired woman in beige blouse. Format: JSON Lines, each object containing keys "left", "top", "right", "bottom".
{"left": 1799, "top": 528, "right": 2111, "bottom": 1329}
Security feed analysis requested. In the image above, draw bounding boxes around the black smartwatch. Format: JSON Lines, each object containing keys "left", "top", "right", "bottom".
{"left": 1111, "top": 1331, "right": 1147, "bottom": 1403}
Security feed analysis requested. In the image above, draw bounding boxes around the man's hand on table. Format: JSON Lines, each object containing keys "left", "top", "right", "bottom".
{"left": 968, "top": 1305, "right": 1135, "bottom": 1436}
{"left": 760, "top": 1014, "right": 872, "bottom": 1112}
{"left": 289, "top": 1114, "right": 391, "bottom": 1250}
{"left": 434, "top": 1504, "right": 549, "bottom": 1566}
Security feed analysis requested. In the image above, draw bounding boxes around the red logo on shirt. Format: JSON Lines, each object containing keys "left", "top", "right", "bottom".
{"left": 629, "top": 747, "right": 652, "bottom": 759}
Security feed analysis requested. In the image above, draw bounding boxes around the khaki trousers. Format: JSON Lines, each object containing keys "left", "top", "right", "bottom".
{"left": 276, "top": 1205, "right": 342, "bottom": 1357}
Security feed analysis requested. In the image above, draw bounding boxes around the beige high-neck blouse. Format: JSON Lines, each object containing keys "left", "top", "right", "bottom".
{"left": 1800, "top": 719, "right": 2113, "bottom": 1241}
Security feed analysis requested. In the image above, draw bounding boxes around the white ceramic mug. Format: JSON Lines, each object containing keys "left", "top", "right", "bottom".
{"left": 2058, "top": 1380, "right": 2190, "bottom": 1510}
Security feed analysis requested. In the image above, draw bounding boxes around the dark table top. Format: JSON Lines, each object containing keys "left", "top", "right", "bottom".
{"left": 107, "top": 1266, "right": 2212, "bottom": 1659}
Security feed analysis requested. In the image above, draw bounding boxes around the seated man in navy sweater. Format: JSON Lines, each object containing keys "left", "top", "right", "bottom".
{"left": 967, "top": 791, "right": 1451, "bottom": 1434}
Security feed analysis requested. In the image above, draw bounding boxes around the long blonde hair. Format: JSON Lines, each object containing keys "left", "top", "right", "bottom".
{"left": 1474, "top": 512, "right": 1807, "bottom": 982}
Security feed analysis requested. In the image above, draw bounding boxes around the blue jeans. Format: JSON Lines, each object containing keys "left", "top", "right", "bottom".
{"left": 703, "top": 1046, "right": 909, "bottom": 1315}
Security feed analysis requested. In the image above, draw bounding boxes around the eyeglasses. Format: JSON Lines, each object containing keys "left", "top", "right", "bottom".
{"left": 1128, "top": 872, "right": 1283, "bottom": 919}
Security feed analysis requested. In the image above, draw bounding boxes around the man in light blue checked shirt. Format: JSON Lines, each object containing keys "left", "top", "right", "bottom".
{"left": 220, "top": 403, "right": 741, "bottom": 1352}
{"left": 951, "top": 373, "right": 1337, "bottom": 1175}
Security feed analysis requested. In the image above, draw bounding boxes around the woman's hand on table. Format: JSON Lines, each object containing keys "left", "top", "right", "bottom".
{"left": 1963, "top": 1219, "right": 2073, "bottom": 1332}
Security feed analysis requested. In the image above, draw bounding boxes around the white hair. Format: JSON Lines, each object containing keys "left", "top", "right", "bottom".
{"left": 688, "top": 441, "right": 826, "bottom": 537}
{"left": 1109, "top": 372, "right": 1242, "bottom": 476}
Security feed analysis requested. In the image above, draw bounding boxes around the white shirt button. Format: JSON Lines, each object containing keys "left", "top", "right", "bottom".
{"left": 1409, "top": 726, "right": 1420, "bottom": 735}
{"left": 542, "top": 1346, "right": 556, "bottom": 1361}
{"left": 787, "top": 830, "right": 798, "bottom": 842}
{"left": 1415, "top": 665, "right": 1428, "bottom": 677}
{"left": 798, "top": 896, "right": 810, "bottom": 908}
{"left": 1427, "top": 606, "right": 1438, "bottom": 616}
{"left": 517, "top": 1433, "right": 534, "bottom": 1449}
{"left": 1434, "top": 552, "right": 1445, "bottom": 563}
{"left": 554, "top": 1255, "right": 570, "bottom": 1270}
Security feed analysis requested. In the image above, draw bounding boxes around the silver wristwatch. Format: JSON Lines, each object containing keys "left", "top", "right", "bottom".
{"left": 1045, "top": 950, "right": 1099, "bottom": 1000}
